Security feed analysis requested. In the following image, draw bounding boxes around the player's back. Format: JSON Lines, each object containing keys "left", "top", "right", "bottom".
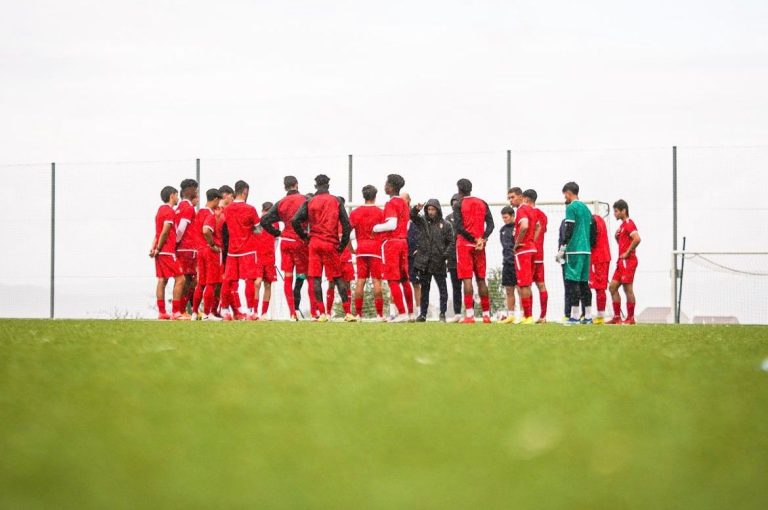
{"left": 591, "top": 214, "right": 611, "bottom": 263}
{"left": 350, "top": 205, "right": 384, "bottom": 256}
{"left": 175, "top": 200, "right": 197, "bottom": 251}
{"left": 383, "top": 196, "right": 408, "bottom": 240}
{"left": 534, "top": 208, "right": 548, "bottom": 260}
{"left": 565, "top": 201, "right": 592, "bottom": 254}
{"left": 307, "top": 193, "right": 342, "bottom": 244}
{"left": 277, "top": 193, "right": 307, "bottom": 240}
{"left": 255, "top": 224, "right": 278, "bottom": 263}
{"left": 196, "top": 208, "right": 214, "bottom": 249}
{"left": 460, "top": 196, "right": 488, "bottom": 240}
{"left": 225, "top": 201, "right": 259, "bottom": 254}
{"left": 155, "top": 204, "right": 176, "bottom": 253}
{"left": 515, "top": 203, "right": 536, "bottom": 252}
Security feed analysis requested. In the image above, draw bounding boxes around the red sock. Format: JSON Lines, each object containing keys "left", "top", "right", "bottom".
{"left": 172, "top": 300, "right": 181, "bottom": 314}
{"left": 220, "top": 280, "right": 231, "bottom": 310}
{"left": 308, "top": 278, "right": 319, "bottom": 316}
{"left": 522, "top": 297, "right": 533, "bottom": 318}
{"left": 627, "top": 301, "right": 635, "bottom": 318}
{"left": 480, "top": 295, "right": 490, "bottom": 313}
{"left": 539, "top": 291, "right": 548, "bottom": 318}
{"left": 261, "top": 300, "right": 270, "bottom": 316}
{"left": 374, "top": 297, "right": 384, "bottom": 317}
{"left": 157, "top": 299, "right": 166, "bottom": 314}
{"left": 342, "top": 300, "right": 351, "bottom": 315}
{"left": 402, "top": 282, "right": 414, "bottom": 314}
{"left": 203, "top": 285, "right": 215, "bottom": 314}
{"left": 596, "top": 290, "right": 606, "bottom": 312}
{"left": 231, "top": 281, "right": 242, "bottom": 310}
{"left": 613, "top": 300, "right": 622, "bottom": 317}
{"left": 326, "top": 286, "right": 334, "bottom": 316}
{"left": 180, "top": 294, "right": 188, "bottom": 313}
{"left": 355, "top": 297, "right": 364, "bottom": 316}
{"left": 192, "top": 285, "right": 203, "bottom": 314}
{"left": 389, "top": 280, "right": 405, "bottom": 314}
{"left": 245, "top": 280, "right": 256, "bottom": 310}
{"left": 463, "top": 293, "right": 474, "bottom": 313}
{"left": 213, "top": 291, "right": 220, "bottom": 314}
{"left": 284, "top": 277, "right": 296, "bottom": 317}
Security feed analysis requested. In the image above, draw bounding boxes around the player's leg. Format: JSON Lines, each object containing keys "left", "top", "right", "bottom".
{"left": 312, "top": 277, "right": 325, "bottom": 316}
{"left": 260, "top": 279, "right": 272, "bottom": 319}
{"left": 281, "top": 244, "right": 297, "bottom": 319}
{"left": 608, "top": 260, "right": 623, "bottom": 324}
{"left": 474, "top": 250, "right": 491, "bottom": 322}
{"left": 401, "top": 248, "right": 414, "bottom": 319}
{"left": 172, "top": 274, "right": 186, "bottom": 318}
{"left": 504, "top": 286, "right": 516, "bottom": 321}
{"left": 516, "top": 253, "right": 533, "bottom": 322}
{"left": 382, "top": 241, "right": 406, "bottom": 319}
{"left": 417, "top": 270, "right": 431, "bottom": 320}
{"left": 435, "top": 273, "right": 448, "bottom": 321}
{"left": 534, "top": 262, "right": 548, "bottom": 322}
{"left": 156, "top": 277, "right": 169, "bottom": 318}
{"left": 455, "top": 244, "right": 475, "bottom": 322}
{"left": 449, "top": 268, "right": 462, "bottom": 320}
{"left": 623, "top": 283, "right": 636, "bottom": 324}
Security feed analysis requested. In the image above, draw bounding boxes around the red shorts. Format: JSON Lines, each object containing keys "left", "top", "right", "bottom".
{"left": 177, "top": 250, "right": 197, "bottom": 275}
{"left": 533, "top": 260, "right": 545, "bottom": 284}
{"left": 381, "top": 239, "right": 409, "bottom": 281}
{"left": 515, "top": 250, "right": 535, "bottom": 287}
{"left": 341, "top": 261, "right": 355, "bottom": 282}
{"left": 456, "top": 241, "right": 487, "bottom": 280}
{"left": 356, "top": 256, "right": 383, "bottom": 280}
{"left": 308, "top": 240, "right": 341, "bottom": 279}
{"left": 198, "top": 249, "right": 223, "bottom": 285}
{"left": 224, "top": 252, "right": 259, "bottom": 281}
{"left": 612, "top": 258, "right": 638, "bottom": 285}
{"left": 155, "top": 254, "right": 182, "bottom": 279}
{"left": 589, "top": 261, "right": 610, "bottom": 290}
{"left": 280, "top": 238, "right": 309, "bottom": 275}
{"left": 257, "top": 261, "right": 277, "bottom": 283}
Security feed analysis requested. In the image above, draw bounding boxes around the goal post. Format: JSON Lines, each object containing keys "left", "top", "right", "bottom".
{"left": 671, "top": 251, "right": 768, "bottom": 325}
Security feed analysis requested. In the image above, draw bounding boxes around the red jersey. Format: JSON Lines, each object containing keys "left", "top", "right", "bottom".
{"left": 225, "top": 200, "right": 260, "bottom": 255}
{"left": 197, "top": 207, "right": 222, "bottom": 249}
{"left": 456, "top": 196, "right": 491, "bottom": 241}
{"left": 307, "top": 192, "right": 345, "bottom": 245}
{"left": 154, "top": 204, "right": 177, "bottom": 254}
{"left": 349, "top": 205, "right": 385, "bottom": 257}
{"left": 533, "top": 208, "right": 548, "bottom": 261}
{"left": 591, "top": 214, "right": 611, "bottom": 263}
{"left": 255, "top": 224, "right": 278, "bottom": 264}
{"left": 382, "top": 196, "right": 409, "bottom": 240}
{"left": 616, "top": 218, "right": 639, "bottom": 261}
{"left": 174, "top": 199, "right": 197, "bottom": 252}
{"left": 272, "top": 191, "right": 307, "bottom": 240}
{"left": 514, "top": 203, "right": 536, "bottom": 253}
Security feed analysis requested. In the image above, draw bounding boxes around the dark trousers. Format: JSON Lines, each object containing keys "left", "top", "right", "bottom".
{"left": 420, "top": 271, "right": 448, "bottom": 317}
{"left": 448, "top": 267, "right": 462, "bottom": 314}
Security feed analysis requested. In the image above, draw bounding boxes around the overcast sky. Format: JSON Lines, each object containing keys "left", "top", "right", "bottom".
{"left": 1, "top": 1, "right": 767, "bottom": 320}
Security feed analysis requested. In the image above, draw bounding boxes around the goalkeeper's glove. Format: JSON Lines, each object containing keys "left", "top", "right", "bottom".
{"left": 555, "top": 245, "right": 566, "bottom": 265}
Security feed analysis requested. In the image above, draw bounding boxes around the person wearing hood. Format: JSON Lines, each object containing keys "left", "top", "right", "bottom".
{"left": 443, "top": 194, "right": 462, "bottom": 321}
{"left": 409, "top": 199, "right": 453, "bottom": 321}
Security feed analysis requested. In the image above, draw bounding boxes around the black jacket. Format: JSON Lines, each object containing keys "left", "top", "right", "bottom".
{"left": 409, "top": 199, "right": 453, "bottom": 274}
{"left": 500, "top": 222, "right": 515, "bottom": 265}
{"left": 444, "top": 212, "right": 457, "bottom": 270}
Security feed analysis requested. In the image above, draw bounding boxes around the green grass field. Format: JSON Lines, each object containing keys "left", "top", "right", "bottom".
{"left": 1, "top": 320, "right": 767, "bottom": 509}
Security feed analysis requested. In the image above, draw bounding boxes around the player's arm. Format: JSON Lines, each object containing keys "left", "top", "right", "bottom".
{"left": 621, "top": 231, "right": 642, "bottom": 259}
{"left": 291, "top": 202, "right": 310, "bottom": 241}
{"left": 175, "top": 216, "right": 191, "bottom": 244}
{"left": 203, "top": 225, "right": 221, "bottom": 253}
{"left": 452, "top": 200, "right": 475, "bottom": 243}
{"left": 533, "top": 220, "right": 542, "bottom": 243}
{"left": 482, "top": 202, "right": 494, "bottom": 241}
{"left": 338, "top": 198, "right": 352, "bottom": 252}
{"left": 260, "top": 201, "right": 282, "bottom": 236}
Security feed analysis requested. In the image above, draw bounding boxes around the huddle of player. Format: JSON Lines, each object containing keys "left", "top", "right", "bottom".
{"left": 149, "top": 174, "right": 640, "bottom": 324}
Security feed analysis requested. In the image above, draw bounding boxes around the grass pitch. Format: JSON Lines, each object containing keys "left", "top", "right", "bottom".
{"left": 1, "top": 320, "right": 767, "bottom": 509}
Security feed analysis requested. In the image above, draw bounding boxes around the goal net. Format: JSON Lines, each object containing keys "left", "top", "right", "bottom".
{"left": 673, "top": 252, "right": 768, "bottom": 325}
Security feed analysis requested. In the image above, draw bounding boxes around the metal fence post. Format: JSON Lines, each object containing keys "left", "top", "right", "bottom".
{"left": 50, "top": 162, "right": 55, "bottom": 319}
{"left": 672, "top": 146, "right": 678, "bottom": 323}
{"left": 506, "top": 149, "right": 511, "bottom": 191}
{"left": 348, "top": 154, "right": 353, "bottom": 202}
{"left": 196, "top": 158, "right": 201, "bottom": 209}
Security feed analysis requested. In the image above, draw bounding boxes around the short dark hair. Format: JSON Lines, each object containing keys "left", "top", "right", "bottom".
{"left": 206, "top": 188, "right": 222, "bottom": 201}
{"left": 262, "top": 201, "right": 273, "bottom": 211}
{"left": 523, "top": 189, "right": 538, "bottom": 203}
{"left": 613, "top": 199, "right": 629, "bottom": 215}
{"left": 284, "top": 176, "right": 298, "bottom": 190}
{"left": 305, "top": 192, "right": 314, "bottom": 199}
{"left": 234, "top": 180, "right": 249, "bottom": 195}
{"left": 315, "top": 174, "right": 330, "bottom": 188}
{"left": 218, "top": 185, "right": 234, "bottom": 195}
{"left": 501, "top": 206, "right": 515, "bottom": 216}
{"left": 160, "top": 186, "right": 177, "bottom": 203}
{"left": 508, "top": 187, "right": 522, "bottom": 195}
{"left": 386, "top": 174, "right": 405, "bottom": 193}
{"left": 180, "top": 178, "right": 198, "bottom": 192}
{"left": 456, "top": 179, "right": 472, "bottom": 195}
{"left": 362, "top": 185, "right": 377, "bottom": 202}
{"left": 562, "top": 181, "right": 579, "bottom": 195}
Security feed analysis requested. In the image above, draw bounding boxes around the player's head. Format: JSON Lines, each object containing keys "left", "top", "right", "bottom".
{"left": 450, "top": 193, "right": 460, "bottom": 208}
{"left": 314, "top": 174, "right": 330, "bottom": 192}
{"left": 508, "top": 187, "right": 523, "bottom": 207}
{"left": 261, "top": 201, "right": 274, "bottom": 215}
{"left": 284, "top": 175, "right": 299, "bottom": 191}
{"left": 501, "top": 205, "right": 515, "bottom": 224}
{"left": 305, "top": 192, "right": 314, "bottom": 199}
{"left": 234, "top": 180, "right": 249, "bottom": 200}
{"left": 160, "top": 185, "right": 178, "bottom": 205}
{"left": 400, "top": 192, "right": 411, "bottom": 207}
{"left": 523, "top": 189, "right": 537, "bottom": 205}
{"left": 384, "top": 174, "right": 405, "bottom": 196}
{"left": 362, "top": 185, "right": 377, "bottom": 203}
{"left": 205, "top": 188, "right": 222, "bottom": 208}
{"left": 456, "top": 179, "right": 472, "bottom": 197}
{"left": 613, "top": 199, "right": 629, "bottom": 220}
{"left": 218, "top": 185, "right": 234, "bottom": 206}
{"left": 180, "top": 178, "right": 199, "bottom": 200}
{"left": 562, "top": 181, "right": 579, "bottom": 204}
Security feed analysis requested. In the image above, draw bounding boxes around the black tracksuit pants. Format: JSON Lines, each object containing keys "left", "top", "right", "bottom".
{"left": 420, "top": 272, "right": 448, "bottom": 317}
